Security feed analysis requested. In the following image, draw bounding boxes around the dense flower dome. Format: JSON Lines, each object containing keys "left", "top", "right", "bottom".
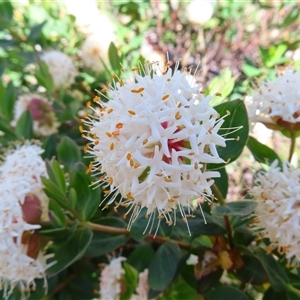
{"left": 250, "top": 161, "right": 300, "bottom": 265}
{"left": 0, "top": 144, "right": 52, "bottom": 296}
{"left": 83, "top": 61, "right": 233, "bottom": 231}
{"left": 247, "top": 66, "right": 300, "bottom": 131}
{"left": 40, "top": 50, "right": 77, "bottom": 89}
{"left": 11, "top": 94, "right": 60, "bottom": 137}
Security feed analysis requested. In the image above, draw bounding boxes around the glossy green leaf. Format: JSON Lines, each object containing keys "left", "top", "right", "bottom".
{"left": 0, "top": 1, "right": 13, "bottom": 29}
{"left": 68, "top": 187, "right": 77, "bottom": 210}
{"left": 235, "top": 255, "right": 268, "bottom": 285}
{"left": 256, "top": 248, "right": 289, "bottom": 292}
{"left": 57, "top": 136, "right": 82, "bottom": 171}
{"left": 35, "top": 61, "right": 54, "bottom": 92}
{"left": 208, "top": 100, "right": 249, "bottom": 170}
{"left": 48, "top": 198, "right": 66, "bottom": 227}
{"left": 207, "top": 286, "right": 247, "bottom": 300}
{"left": 263, "top": 287, "right": 287, "bottom": 300}
{"left": 211, "top": 200, "right": 257, "bottom": 216}
{"left": 84, "top": 217, "right": 129, "bottom": 257}
{"left": 70, "top": 163, "right": 101, "bottom": 221}
{"left": 47, "top": 227, "right": 93, "bottom": 276}
{"left": 15, "top": 110, "right": 33, "bottom": 139}
{"left": 148, "top": 241, "right": 181, "bottom": 291}
{"left": 191, "top": 235, "right": 213, "bottom": 250}
{"left": 127, "top": 244, "right": 155, "bottom": 272}
{"left": 51, "top": 160, "right": 67, "bottom": 194}
{"left": 0, "top": 121, "right": 17, "bottom": 138}
{"left": 247, "top": 136, "right": 281, "bottom": 165}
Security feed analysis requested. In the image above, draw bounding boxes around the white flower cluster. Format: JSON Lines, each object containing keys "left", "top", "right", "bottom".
{"left": 99, "top": 256, "right": 126, "bottom": 300}
{"left": 250, "top": 161, "right": 300, "bottom": 264}
{"left": 131, "top": 269, "right": 150, "bottom": 300}
{"left": 247, "top": 66, "right": 300, "bottom": 130}
{"left": 40, "top": 50, "right": 77, "bottom": 89}
{"left": 0, "top": 144, "right": 52, "bottom": 296}
{"left": 11, "top": 94, "right": 60, "bottom": 137}
{"left": 84, "top": 62, "right": 232, "bottom": 231}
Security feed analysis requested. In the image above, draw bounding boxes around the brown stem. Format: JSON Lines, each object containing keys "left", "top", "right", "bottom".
{"left": 49, "top": 272, "right": 78, "bottom": 297}
{"left": 211, "top": 183, "right": 225, "bottom": 205}
{"left": 146, "top": 234, "right": 191, "bottom": 251}
{"left": 77, "top": 82, "right": 96, "bottom": 99}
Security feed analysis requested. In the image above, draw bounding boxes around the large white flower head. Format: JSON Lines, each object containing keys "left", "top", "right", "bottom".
{"left": 249, "top": 161, "right": 300, "bottom": 265}
{"left": 11, "top": 93, "right": 60, "bottom": 137}
{"left": 247, "top": 66, "right": 300, "bottom": 131}
{"left": 40, "top": 50, "right": 77, "bottom": 89}
{"left": 99, "top": 256, "right": 126, "bottom": 300}
{"left": 0, "top": 143, "right": 49, "bottom": 222}
{"left": 81, "top": 32, "right": 112, "bottom": 74}
{"left": 0, "top": 144, "right": 54, "bottom": 297}
{"left": 83, "top": 61, "right": 234, "bottom": 232}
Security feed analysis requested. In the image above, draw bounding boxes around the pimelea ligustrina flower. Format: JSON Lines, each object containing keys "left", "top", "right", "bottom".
{"left": 11, "top": 94, "right": 60, "bottom": 137}
{"left": 247, "top": 66, "right": 300, "bottom": 132}
{"left": 83, "top": 61, "right": 236, "bottom": 233}
{"left": 249, "top": 161, "right": 300, "bottom": 265}
{"left": 0, "top": 143, "right": 54, "bottom": 297}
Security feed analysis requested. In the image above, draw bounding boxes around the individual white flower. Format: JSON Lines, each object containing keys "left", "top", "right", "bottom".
{"left": 99, "top": 256, "right": 126, "bottom": 300}
{"left": 40, "top": 50, "right": 77, "bottom": 89}
{"left": 130, "top": 269, "right": 150, "bottom": 300}
{"left": 186, "top": 0, "right": 214, "bottom": 25}
{"left": 11, "top": 93, "right": 60, "bottom": 137}
{"left": 83, "top": 61, "right": 235, "bottom": 232}
{"left": 0, "top": 143, "right": 49, "bottom": 222}
{"left": 249, "top": 161, "right": 300, "bottom": 264}
{"left": 81, "top": 33, "right": 112, "bottom": 74}
{"left": 247, "top": 66, "right": 300, "bottom": 132}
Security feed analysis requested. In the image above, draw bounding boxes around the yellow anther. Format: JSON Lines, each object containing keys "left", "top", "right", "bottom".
{"left": 86, "top": 101, "right": 91, "bottom": 107}
{"left": 128, "top": 110, "right": 136, "bottom": 115}
{"left": 106, "top": 132, "right": 112, "bottom": 137}
{"left": 79, "top": 126, "right": 83, "bottom": 133}
{"left": 126, "top": 153, "right": 132, "bottom": 160}
{"left": 94, "top": 140, "right": 99, "bottom": 145}
{"left": 175, "top": 111, "right": 181, "bottom": 120}
{"left": 194, "top": 162, "right": 198, "bottom": 169}
{"left": 126, "top": 192, "right": 134, "bottom": 200}
{"left": 162, "top": 94, "right": 169, "bottom": 100}
{"left": 93, "top": 96, "right": 100, "bottom": 102}
{"left": 111, "top": 74, "right": 117, "bottom": 79}
{"left": 101, "top": 88, "right": 107, "bottom": 93}
{"left": 131, "top": 87, "right": 144, "bottom": 93}
{"left": 132, "top": 67, "right": 140, "bottom": 71}
{"left": 116, "top": 122, "right": 123, "bottom": 129}
{"left": 110, "top": 143, "right": 114, "bottom": 150}
{"left": 109, "top": 177, "right": 113, "bottom": 185}
{"left": 157, "top": 215, "right": 164, "bottom": 220}
{"left": 168, "top": 198, "right": 175, "bottom": 203}
{"left": 119, "top": 79, "right": 124, "bottom": 87}
{"left": 84, "top": 144, "right": 89, "bottom": 153}
{"left": 215, "top": 92, "right": 222, "bottom": 97}
{"left": 86, "top": 163, "right": 93, "bottom": 174}
{"left": 107, "top": 108, "right": 113, "bottom": 114}
{"left": 130, "top": 159, "right": 134, "bottom": 167}
{"left": 165, "top": 177, "right": 172, "bottom": 182}
{"left": 142, "top": 138, "right": 148, "bottom": 145}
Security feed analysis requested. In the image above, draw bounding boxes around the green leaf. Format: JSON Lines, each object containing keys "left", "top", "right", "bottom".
{"left": 148, "top": 241, "right": 181, "bottom": 291}
{"left": 279, "top": 7, "right": 299, "bottom": 28}
{"left": 256, "top": 248, "right": 289, "bottom": 292}
{"left": 247, "top": 136, "right": 281, "bottom": 165}
{"left": 57, "top": 136, "right": 82, "bottom": 171}
{"left": 207, "top": 286, "right": 247, "bottom": 300}
{"left": 191, "top": 235, "right": 213, "bottom": 249}
{"left": 51, "top": 160, "right": 67, "bottom": 194}
{"left": 235, "top": 255, "right": 268, "bottom": 285}
{"left": 127, "top": 244, "right": 155, "bottom": 272}
{"left": 35, "top": 61, "right": 54, "bottom": 92}
{"left": 242, "top": 64, "right": 266, "bottom": 77}
{"left": 0, "top": 121, "right": 17, "bottom": 138}
{"left": 68, "top": 187, "right": 77, "bottom": 210}
{"left": 0, "top": 1, "right": 13, "bottom": 29}
{"left": 120, "top": 263, "right": 139, "bottom": 300}
{"left": 84, "top": 217, "right": 129, "bottom": 257}
{"left": 69, "top": 163, "right": 101, "bottom": 221}
{"left": 108, "top": 42, "right": 120, "bottom": 72}
{"left": 15, "top": 110, "right": 33, "bottom": 139}
{"left": 211, "top": 200, "right": 257, "bottom": 216}
{"left": 208, "top": 100, "right": 249, "bottom": 170}
{"left": 263, "top": 287, "right": 287, "bottom": 300}
{"left": 47, "top": 227, "right": 93, "bottom": 276}
{"left": 213, "top": 167, "right": 228, "bottom": 199}
{"left": 27, "top": 20, "right": 47, "bottom": 42}
{"left": 48, "top": 198, "right": 66, "bottom": 227}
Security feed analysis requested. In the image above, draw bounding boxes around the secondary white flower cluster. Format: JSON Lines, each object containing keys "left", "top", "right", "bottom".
{"left": 84, "top": 62, "right": 231, "bottom": 231}
{"left": 0, "top": 144, "right": 52, "bottom": 296}
{"left": 250, "top": 161, "right": 300, "bottom": 264}
{"left": 131, "top": 269, "right": 150, "bottom": 300}
{"left": 40, "top": 50, "right": 77, "bottom": 89}
{"left": 11, "top": 94, "right": 60, "bottom": 137}
{"left": 186, "top": 0, "right": 214, "bottom": 25}
{"left": 99, "top": 256, "right": 126, "bottom": 300}
{"left": 247, "top": 66, "right": 300, "bottom": 131}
